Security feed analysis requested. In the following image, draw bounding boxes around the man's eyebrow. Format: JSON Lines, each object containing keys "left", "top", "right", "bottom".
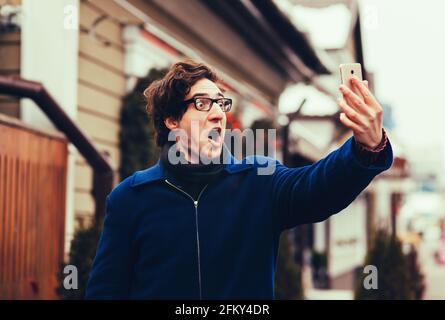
{"left": 191, "top": 92, "right": 225, "bottom": 98}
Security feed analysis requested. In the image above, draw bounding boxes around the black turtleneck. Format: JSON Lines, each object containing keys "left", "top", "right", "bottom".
{"left": 160, "top": 142, "right": 225, "bottom": 200}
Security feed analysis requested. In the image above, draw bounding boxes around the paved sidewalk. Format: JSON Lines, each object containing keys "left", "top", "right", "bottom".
{"left": 305, "top": 289, "right": 353, "bottom": 300}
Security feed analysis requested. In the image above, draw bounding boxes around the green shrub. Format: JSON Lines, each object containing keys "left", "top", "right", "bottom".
{"left": 56, "top": 220, "right": 103, "bottom": 299}
{"left": 119, "top": 68, "right": 167, "bottom": 180}
{"left": 275, "top": 230, "right": 304, "bottom": 300}
{"left": 311, "top": 250, "right": 329, "bottom": 288}
{"left": 406, "top": 247, "right": 426, "bottom": 299}
{"left": 355, "top": 229, "right": 425, "bottom": 300}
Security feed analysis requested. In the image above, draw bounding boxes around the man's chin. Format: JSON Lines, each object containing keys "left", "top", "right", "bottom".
{"left": 202, "top": 143, "right": 222, "bottom": 162}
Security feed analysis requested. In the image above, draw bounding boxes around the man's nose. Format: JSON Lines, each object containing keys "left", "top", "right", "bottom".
{"left": 208, "top": 102, "right": 225, "bottom": 122}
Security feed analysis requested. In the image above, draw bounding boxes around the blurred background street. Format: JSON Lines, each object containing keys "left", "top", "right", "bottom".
{"left": 420, "top": 239, "right": 445, "bottom": 299}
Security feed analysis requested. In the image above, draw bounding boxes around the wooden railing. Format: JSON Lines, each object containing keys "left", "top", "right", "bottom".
{"left": 0, "top": 75, "right": 114, "bottom": 299}
{"left": 0, "top": 114, "right": 67, "bottom": 299}
{"left": 0, "top": 75, "right": 114, "bottom": 222}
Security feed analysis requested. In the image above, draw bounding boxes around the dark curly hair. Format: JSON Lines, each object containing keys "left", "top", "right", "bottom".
{"left": 144, "top": 59, "right": 221, "bottom": 146}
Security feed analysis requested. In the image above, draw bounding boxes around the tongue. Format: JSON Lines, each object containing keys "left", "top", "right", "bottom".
{"left": 208, "top": 130, "right": 221, "bottom": 144}
{"left": 208, "top": 129, "right": 219, "bottom": 140}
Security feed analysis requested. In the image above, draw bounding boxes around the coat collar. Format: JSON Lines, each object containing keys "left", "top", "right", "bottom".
{"left": 130, "top": 148, "right": 253, "bottom": 188}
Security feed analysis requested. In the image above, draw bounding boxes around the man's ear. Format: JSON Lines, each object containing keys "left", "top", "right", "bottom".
{"left": 164, "top": 117, "right": 178, "bottom": 130}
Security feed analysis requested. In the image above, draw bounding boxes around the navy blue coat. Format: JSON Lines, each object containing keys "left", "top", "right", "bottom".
{"left": 85, "top": 136, "right": 393, "bottom": 299}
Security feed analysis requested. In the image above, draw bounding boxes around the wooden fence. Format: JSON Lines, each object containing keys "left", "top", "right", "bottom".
{"left": 0, "top": 115, "right": 67, "bottom": 299}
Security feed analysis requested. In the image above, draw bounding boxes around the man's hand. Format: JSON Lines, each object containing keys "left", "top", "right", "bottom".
{"left": 337, "top": 75, "right": 383, "bottom": 149}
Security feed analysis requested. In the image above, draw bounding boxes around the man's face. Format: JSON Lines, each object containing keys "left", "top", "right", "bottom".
{"left": 165, "top": 78, "right": 227, "bottom": 161}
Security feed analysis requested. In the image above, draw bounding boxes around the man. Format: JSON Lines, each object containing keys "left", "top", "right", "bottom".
{"left": 85, "top": 60, "right": 392, "bottom": 299}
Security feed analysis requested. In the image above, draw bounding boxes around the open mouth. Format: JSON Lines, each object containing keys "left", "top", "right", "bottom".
{"left": 207, "top": 127, "right": 222, "bottom": 147}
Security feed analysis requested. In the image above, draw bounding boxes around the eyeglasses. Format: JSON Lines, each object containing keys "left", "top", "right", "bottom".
{"left": 183, "top": 97, "right": 232, "bottom": 112}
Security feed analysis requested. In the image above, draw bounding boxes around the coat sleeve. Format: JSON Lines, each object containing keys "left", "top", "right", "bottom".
{"left": 85, "top": 195, "right": 132, "bottom": 299}
{"left": 270, "top": 136, "right": 393, "bottom": 232}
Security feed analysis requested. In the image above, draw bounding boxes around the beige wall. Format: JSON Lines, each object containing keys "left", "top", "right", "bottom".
{"left": 75, "top": 0, "right": 130, "bottom": 227}
{"left": 18, "top": 0, "right": 80, "bottom": 255}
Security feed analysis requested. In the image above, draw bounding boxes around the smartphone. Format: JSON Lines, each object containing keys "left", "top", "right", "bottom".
{"left": 339, "top": 63, "right": 363, "bottom": 96}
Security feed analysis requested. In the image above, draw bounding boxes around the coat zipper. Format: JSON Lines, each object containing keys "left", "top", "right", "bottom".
{"left": 164, "top": 179, "right": 208, "bottom": 300}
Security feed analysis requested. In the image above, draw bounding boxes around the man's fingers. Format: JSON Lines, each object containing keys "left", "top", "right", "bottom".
{"left": 351, "top": 76, "right": 378, "bottom": 107}
{"left": 336, "top": 98, "right": 365, "bottom": 126}
{"left": 339, "top": 85, "right": 368, "bottom": 114}
{"left": 351, "top": 77, "right": 371, "bottom": 103}
{"left": 339, "top": 112, "right": 362, "bottom": 133}
{"left": 364, "top": 80, "right": 369, "bottom": 89}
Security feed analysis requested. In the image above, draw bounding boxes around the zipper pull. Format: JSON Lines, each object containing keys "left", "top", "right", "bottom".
{"left": 194, "top": 200, "right": 198, "bottom": 208}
